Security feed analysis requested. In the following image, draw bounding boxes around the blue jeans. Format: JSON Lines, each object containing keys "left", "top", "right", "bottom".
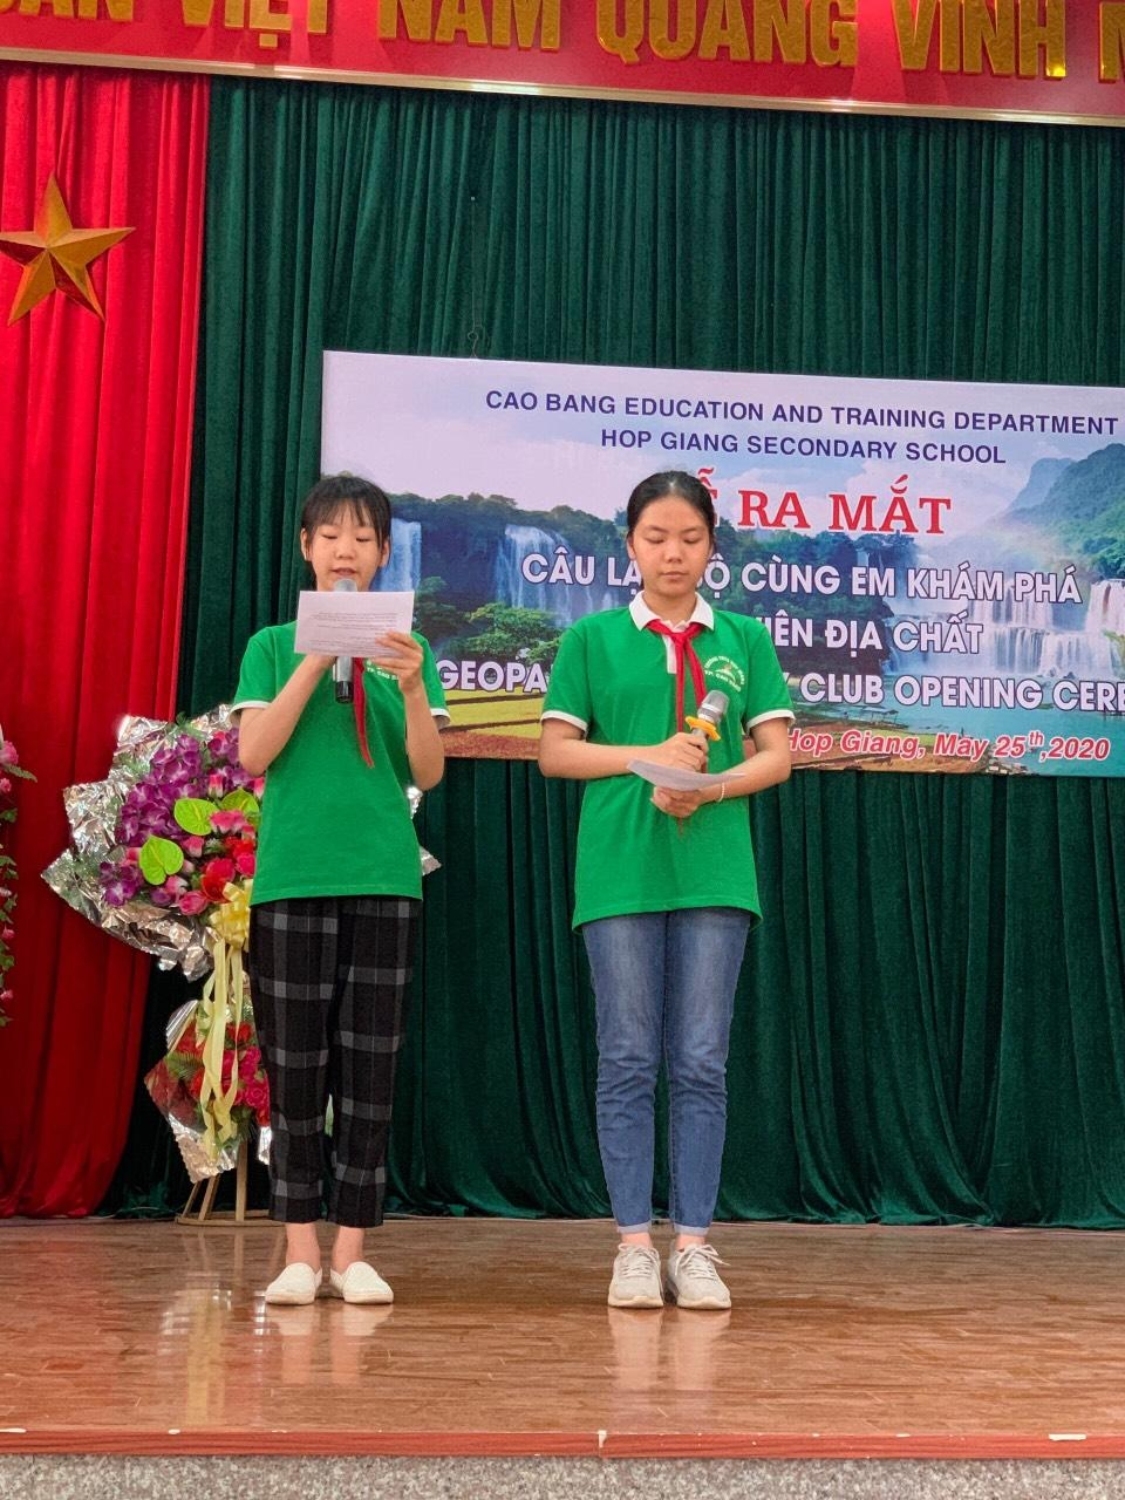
{"left": 582, "top": 907, "right": 751, "bottom": 1237}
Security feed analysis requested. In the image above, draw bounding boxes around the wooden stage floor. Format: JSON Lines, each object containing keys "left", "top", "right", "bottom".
{"left": 2, "top": 1217, "right": 1125, "bottom": 1461}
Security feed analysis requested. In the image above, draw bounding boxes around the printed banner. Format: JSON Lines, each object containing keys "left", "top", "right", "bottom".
{"left": 322, "top": 351, "right": 1125, "bottom": 775}
{"left": 4, "top": 2, "right": 1125, "bottom": 128}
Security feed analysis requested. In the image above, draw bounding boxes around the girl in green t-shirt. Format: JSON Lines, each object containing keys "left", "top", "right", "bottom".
{"left": 234, "top": 475, "right": 447, "bottom": 1308}
{"left": 540, "top": 470, "right": 792, "bottom": 1311}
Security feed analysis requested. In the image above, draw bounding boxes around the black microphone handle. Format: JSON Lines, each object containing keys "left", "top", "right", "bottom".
{"left": 333, "top": 655, "right": 354, "bottom": 704}
{"left": 330, "top": 576, "right": 359, "bottom": 703}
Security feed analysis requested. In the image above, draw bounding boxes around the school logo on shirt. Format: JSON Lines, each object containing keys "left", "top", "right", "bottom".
{"left": 364, "top": 661, "right": 399, "bottom": 685}
{"left": 704, "top": 655, "right": 746, "bottom": 694}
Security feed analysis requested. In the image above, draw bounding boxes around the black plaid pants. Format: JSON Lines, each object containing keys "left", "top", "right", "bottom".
{"left": 248, "top": 895, "right": 418, "bottom": 1227}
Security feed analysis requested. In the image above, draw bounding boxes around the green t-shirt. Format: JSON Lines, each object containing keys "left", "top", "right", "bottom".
{"left": 542, "top": 598, "right": 793, "bottom": 929}
{"left": 233, "top": 622, "right": 448, "bottom": 905}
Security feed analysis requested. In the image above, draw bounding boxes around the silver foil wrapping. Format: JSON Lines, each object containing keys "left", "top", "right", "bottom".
{"left": 168, "top": 1115, "right": 273, "bottom": 1185}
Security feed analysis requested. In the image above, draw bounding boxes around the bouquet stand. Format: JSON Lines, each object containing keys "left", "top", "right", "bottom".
{"left": 177, "top": 1139, "right": 266, "bottom": 1226}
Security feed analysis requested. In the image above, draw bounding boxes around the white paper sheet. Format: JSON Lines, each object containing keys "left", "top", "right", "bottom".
{"left": 627, "top": 760, "right": 743, "bottom": 791}
{"left": 295, "top": 590, "right": 415, "bottom": 657}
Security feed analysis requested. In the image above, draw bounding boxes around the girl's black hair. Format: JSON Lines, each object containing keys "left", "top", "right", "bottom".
{"left": 300, "top": 474, "right": 392, "bottom": 545}
{"left": 625, "top": 471, "right": 716, "bottom": 540}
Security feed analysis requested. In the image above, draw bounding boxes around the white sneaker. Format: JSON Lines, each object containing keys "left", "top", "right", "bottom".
{"left": 264, "top": 1262, "right": 323, "bottom": 1305}
{"left": 328, "top": 1261, "right": 394, "bottom": 1304}
{"left": 666, "top": 1244, "right": 731, "bottom": 1310}
{"left": 608, "top": 1244, "right": 664, "bottom": 1308}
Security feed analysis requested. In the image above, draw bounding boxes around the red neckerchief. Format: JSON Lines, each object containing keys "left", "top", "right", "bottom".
{"left": 644, "top": 619, "right": 705, "bottom": 731}
{"left": 352, "top": 661, "right": 374, "bottom": 766}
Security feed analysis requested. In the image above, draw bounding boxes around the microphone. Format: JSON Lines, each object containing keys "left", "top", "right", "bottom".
{"left": 685, "top": 689, "right": 729, "bottom": 743}
{"left": 332, "top": 577, "right": 357, "bottom": 703}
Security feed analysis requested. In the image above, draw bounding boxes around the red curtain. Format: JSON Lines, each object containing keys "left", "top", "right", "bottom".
{"left": 0, "top": 63, "right": 209, "bottom": 1214}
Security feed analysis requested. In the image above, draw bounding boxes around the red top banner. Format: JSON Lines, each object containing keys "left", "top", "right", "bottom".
{"left": 3, "top": 1, "right": 1125, "bottom": 126}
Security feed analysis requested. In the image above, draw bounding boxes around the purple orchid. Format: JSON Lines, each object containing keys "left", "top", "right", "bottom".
{"left": 100, "top": 860, "right": 145, "bottom": 907}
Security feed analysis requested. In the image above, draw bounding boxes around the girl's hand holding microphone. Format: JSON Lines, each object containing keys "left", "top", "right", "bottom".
{"left": 649, "top": 732, "right": 709, "bottom": 822}
{"left": 647, "top": 731, "right": 708, "bottom": 773}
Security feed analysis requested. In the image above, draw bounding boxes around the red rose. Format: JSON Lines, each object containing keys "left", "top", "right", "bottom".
{"left": 200, "top": 858, "right": 236, "bottom": 902}
{"left": 245, "top": 1078, "right": 270, "bottom": 1113}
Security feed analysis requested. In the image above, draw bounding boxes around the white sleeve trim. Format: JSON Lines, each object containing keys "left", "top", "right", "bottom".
{"left": 540, "top": 709, "right": 589, "bottom": 733}
{"left": 229, "top": 698, "right": 270, "bottom": 717}
{"left": 432, "top": 707, "right": 452, "bottom": 726}
{"left": 743, "top": 707, "right": 796, "bottom": 729}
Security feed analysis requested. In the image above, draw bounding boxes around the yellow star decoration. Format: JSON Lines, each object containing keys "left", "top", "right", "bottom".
{"left": 0, "top": 175, "right": 133, "bottom": 324}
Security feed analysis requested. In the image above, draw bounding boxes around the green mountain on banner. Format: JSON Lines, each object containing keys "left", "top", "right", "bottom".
{"left": 931, "top": 444, "right": 1125, "bottom": 584}
{"left": 1006, "top": 456, "right": 1073, "bottom": 514}
{"left": 995, "top": 443, "right": 1125, "bottom": 580}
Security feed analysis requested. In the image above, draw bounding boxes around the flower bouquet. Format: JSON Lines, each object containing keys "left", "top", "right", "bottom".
{"left": 144, "top": 1001, "right": 271, "bottom": 1174}
{"left": 44, "top": 710, "right": 269, "bottom": 1180}
{"left": 0, "top": 731, "right": 36, "bottom": 1028}
{"left": 100, "top": 724, "right": 259, "bottom": 921}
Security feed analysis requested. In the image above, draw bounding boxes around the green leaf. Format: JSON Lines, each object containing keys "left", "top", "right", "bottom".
{"left": 165, "top": 1055, "right": 201, "bottom": 1081}
{"left": 219, "top": 789, "right": 260, "bottom": 823}
{"left": 139, "top": 836, "right": 185, "bottom": 885}
{"left": 174, "top": 798, "right": 218, "bottom": 836}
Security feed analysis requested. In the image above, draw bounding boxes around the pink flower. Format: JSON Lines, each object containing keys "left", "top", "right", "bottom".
{"left": 176, "top": 890, "right": 209, "bottom": 917}
{"left": 0, "top": 990, "right": 14, "bottom": 1006}
{"left": 207, "top": 773, "right": 226, "bottom": 800}
{"left": 152, "top": 875, "right": 188, "bottom": 909}
{"left": 211, "top": 811, "right": 251, "bottom": 836}
{"left": 0, "top": 778, "right": 10, "bottom": 795}
{"left": 183, "top": 836, "right": 206, "bottom": 859}
{"left": 1, "top": 927, "right": 13, "bottom": 943}
{"left": 234, "top": 851, "right": 256, "bottom": 877}
{"left": 244, "top": 1078, "right": 269, "bottom": 1112}
{"left": 1, "top": 741, "right": 17, "bottom": 765}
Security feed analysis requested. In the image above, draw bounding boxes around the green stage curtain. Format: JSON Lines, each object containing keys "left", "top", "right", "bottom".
{"left": 100, "top": 84, "right": 1125, "bottom": 1225}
